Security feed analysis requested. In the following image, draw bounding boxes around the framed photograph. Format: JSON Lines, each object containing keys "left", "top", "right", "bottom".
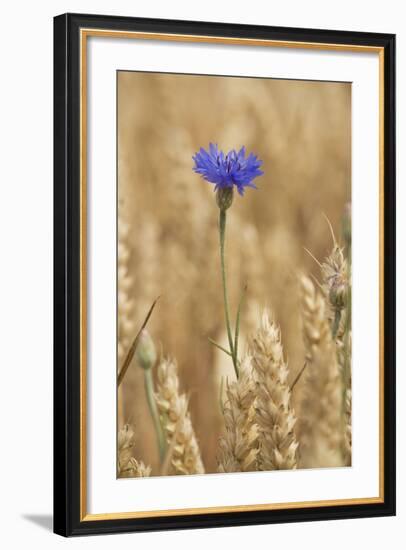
{"left": 54, "top": 13, "right": 396, "bottom": 536}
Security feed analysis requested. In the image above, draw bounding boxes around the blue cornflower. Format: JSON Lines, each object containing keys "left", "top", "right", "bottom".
{"left": 192, "top": 143, "right": 264, "bottom": 196}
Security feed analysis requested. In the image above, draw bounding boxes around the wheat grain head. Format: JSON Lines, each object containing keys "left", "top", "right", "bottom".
{"left": 155, "top": 358, "right": 205, "bottom": 475}
{"left": 117, "top": 424, "right": 151, "bottom": 478}
{"left": 250, "top": 311, "right": 299, "bottom": 470}
{"left": 217, "top": 355, "right": 259, "bottom": 473}
{"left": 299, "top": 276, "right": 345, "bottom": 468}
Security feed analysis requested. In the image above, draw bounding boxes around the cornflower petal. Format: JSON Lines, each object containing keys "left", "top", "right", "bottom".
{"left": 192, "top": 143, "right": 264, "bottom": 195}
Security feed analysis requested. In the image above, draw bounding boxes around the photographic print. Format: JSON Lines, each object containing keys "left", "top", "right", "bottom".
{"left": 116, "top": 71, "right": 352, "bottom": 478}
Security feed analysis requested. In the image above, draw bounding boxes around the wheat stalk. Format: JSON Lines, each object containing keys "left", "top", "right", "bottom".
{"left": 117, "top": 424, "right": 151, "bottom": 478}
{"left": 155, "top": 358, "right": 205, "bottom": 475}
{"left": 250, "top": 311, "right": 298, "bottom": 470}
{"left": 299, "top": 276, "right": 344, "bottom": 468}
{"left": 217, "top": 355, "right": 259, "bottom": 472}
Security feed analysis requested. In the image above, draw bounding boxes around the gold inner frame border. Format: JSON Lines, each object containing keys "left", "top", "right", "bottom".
{"left": 79, "top": 28, "right": 385, "bottom": 522}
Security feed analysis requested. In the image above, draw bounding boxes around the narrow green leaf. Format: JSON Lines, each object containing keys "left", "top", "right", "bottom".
{"left": 208, "top": 337, "right": 232, "bottom": 357}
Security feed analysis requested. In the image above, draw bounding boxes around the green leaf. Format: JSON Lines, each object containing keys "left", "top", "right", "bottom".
{"left": 208, "top": 337, "right": 232, "bottom": 357}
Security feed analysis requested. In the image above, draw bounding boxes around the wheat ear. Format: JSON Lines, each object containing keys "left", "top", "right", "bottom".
{"left": 299, "top": 276, "right": 344, "bottom": 468}
{"left": 155, "top": 358, "right": 205, "bottom": 475}
{"left": 117, "top": 216, "right": 136, "bottom": 364}
{"left": 117, "top": 215, "right": 136, "bottom": 428}
{"left": 250, "top": 311, "right": 298, "bottom": 470}
{"left": 343, "top": 387, "right": 352, "bottom": 466}
{"left": 217, "top": 355, "right": 259, "bottom": 473}
{"left": 117, "top": 424, "right": 151, "bottom": 478}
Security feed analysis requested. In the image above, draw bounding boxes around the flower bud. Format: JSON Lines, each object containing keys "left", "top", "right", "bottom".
{"left": 135, "top": 330, "right": 157, "bottom": 370}
{"left": 329, "top": 277, "right": 348, "bottom": 310}
{"left": 216, "top": 187, "right": 234, "bottom": 210}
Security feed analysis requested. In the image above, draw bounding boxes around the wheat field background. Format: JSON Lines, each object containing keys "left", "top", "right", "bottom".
{"left": 117, "top": 71, "right": 351, "bottom": 476}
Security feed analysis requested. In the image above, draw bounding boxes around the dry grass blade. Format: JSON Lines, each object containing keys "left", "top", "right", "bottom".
{"left": 290, "top": 362, "right": 307, "bottom": 392}
{"left": 117, "top": 296, "right": 160, "bottom": 387}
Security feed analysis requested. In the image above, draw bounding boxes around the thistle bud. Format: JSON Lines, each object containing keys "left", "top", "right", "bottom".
{"left": 216, "top": 186, "right": 234, "bottom": 211}
{"left": 329, "top": 277, "right": 348, "bottom": 310}
{"left": 135, "top": 330, "right": 157, "bottom": 370}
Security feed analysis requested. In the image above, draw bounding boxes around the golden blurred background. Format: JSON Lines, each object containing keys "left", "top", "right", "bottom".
{"left": 117, "top": 71, "right": 351, "bottom": 474}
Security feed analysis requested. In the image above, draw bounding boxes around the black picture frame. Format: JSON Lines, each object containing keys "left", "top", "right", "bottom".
{"left": 54, "top": 12, "right": 396, "bottom": 537}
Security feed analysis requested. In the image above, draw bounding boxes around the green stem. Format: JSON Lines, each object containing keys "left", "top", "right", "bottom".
{"left": 219, "top": 209, "right": 239, "bottom": 378}
{"left": 332, "top": 309, "right": 342, "bottom": 339}
{"left": 144, "top": 368, "right": 166, "bottom": 463}
{"left": 234, "top": 285, "right": 247, "bottom": 369}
